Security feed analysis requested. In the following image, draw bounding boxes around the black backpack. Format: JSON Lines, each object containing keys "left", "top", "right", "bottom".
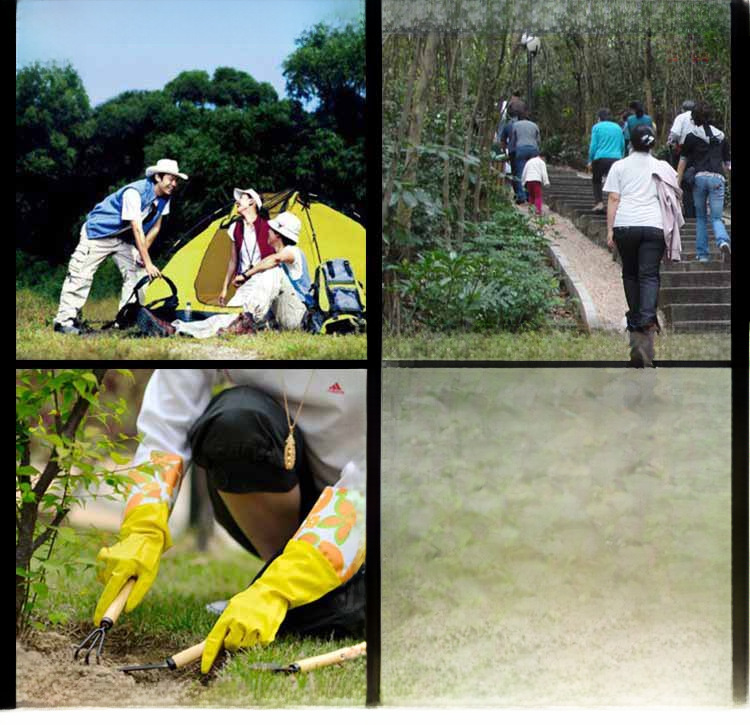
{"left": 103, "top": 274, "right": 179, "bottom": 334}
{"left": 304, "top": 258, "right": 366, "bottom": 335}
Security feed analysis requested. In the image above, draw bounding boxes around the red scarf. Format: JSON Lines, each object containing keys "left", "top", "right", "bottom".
{"left": 232, "top": 216, "right": 273, "bottom": 274}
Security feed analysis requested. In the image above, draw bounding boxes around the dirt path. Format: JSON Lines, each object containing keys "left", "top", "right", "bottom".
{"left": 522, "top": 201, "right": 627, "bottom": 331}
{"left": 16, "top": 631, "right": 203, "bottom": 708}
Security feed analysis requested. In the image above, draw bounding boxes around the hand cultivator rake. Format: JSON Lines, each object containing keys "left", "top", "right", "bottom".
{"left": 73, "top": 578, "right": 135, "bottom": 664}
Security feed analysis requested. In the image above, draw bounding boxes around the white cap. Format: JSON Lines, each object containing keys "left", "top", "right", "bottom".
{"left": 233, "top": 187, "right": 262, "bottom": 209}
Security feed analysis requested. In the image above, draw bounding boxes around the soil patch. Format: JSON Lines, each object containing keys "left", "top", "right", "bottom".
{"left": 16, "top": 631, "right": 206, "bottom": 708}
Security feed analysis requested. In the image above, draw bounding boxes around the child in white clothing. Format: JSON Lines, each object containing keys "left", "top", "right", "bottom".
{"left": 521, "top": 152, "right": 550, "bottom": 214}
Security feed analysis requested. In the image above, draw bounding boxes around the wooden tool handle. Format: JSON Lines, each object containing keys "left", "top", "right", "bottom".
{"left": 169, "top": 641, "right": 206, "bottom": 669}
{"left": 102, "top": 578, "right": 136, "bottom": 624}
{"left": 295, "top": 641, "right": 367, "bottom": 673}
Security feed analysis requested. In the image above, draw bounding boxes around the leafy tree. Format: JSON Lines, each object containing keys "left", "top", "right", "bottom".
{"left": 16, "top": 62, "right": 93, "bottom": 179}
{"left": 164, "top": 70, "right": 212, "bottom": 107}
{"left": 283, "top": 19, "right": 365, "bottom": 144}
{"left": 15, "top": 369, "right": 147, "bottom": 633}
{"left": 209, "top": 67, "right": 278, "bottom": 108}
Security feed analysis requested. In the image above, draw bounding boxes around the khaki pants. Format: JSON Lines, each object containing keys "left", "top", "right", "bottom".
{"left": 54, "top": 224, "right": 144, "bottom": 325}
{"left": 232, "top": 266, "right": 307, "bottom": 329}
{"left": 172, "top": 267, "right": 307, "bottom": 339}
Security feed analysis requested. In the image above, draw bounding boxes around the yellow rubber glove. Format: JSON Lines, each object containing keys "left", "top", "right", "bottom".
{"left": 201, "top": 539, "right": 341, "bottom": 673}
{"left": 93, "top": 502, "right": 172, "bottom": 624}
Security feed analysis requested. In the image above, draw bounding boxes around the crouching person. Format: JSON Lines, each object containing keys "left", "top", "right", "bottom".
{"left": 92, "top": 369, "right": 366, "bottom": 673}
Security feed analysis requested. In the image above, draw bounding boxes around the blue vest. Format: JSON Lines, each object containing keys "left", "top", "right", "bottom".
{"left": 85, "top": 178, "right": 169, "bottom": 239}
{"left": 282, "top": 249, "right": 314, "bottom": 307}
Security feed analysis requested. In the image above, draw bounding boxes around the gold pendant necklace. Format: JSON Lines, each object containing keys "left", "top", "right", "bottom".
{"left": 281, "top": 371, "right": 315, "bottom": 471}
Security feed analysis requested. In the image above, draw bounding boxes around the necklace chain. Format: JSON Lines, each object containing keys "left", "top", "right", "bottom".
{"left": 280, "top": 371, "right": 315, "bottom": 470}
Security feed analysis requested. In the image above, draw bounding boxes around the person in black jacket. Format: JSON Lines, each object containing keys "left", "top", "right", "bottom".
{"left": 676, "top": 102, "right": 731, "bottom": 262}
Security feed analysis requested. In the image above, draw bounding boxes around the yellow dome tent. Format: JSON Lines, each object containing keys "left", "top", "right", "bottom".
{"left": 143, "top": 190, "right": 366, "bottom": 316}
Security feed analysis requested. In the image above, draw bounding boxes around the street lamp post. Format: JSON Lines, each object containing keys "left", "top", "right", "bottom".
{"left": 520, "top": 33, "right": 540, "bottom": 114}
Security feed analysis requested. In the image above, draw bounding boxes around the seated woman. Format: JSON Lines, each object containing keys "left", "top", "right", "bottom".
{"left": 223, "top": 210, "right": 312, "bottom": 334}
{"left": 173, "top": 210, "right": 311, "bottom": 338}
{"left": 219, "top": 187, "right": 274, "bottom": 307}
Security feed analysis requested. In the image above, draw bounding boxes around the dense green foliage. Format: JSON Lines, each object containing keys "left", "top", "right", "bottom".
{"left": 389, "top": 205, "right": 562, "bottom": 333}
{"left": 16, "top": 17, "right": 365, "bottom": 266}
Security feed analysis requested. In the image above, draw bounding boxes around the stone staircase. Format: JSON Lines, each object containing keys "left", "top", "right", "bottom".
{"left": 544, "top": 168, "right": 731, "bottom": 333}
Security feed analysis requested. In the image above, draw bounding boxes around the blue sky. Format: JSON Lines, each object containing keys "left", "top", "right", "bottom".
{"left": 16, "top": 0, "right": 363, "bottom": 107}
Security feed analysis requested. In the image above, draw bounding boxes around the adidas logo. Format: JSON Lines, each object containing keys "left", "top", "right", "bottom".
{"left": 328, "top": 382, "right": 344, "bottom": 395}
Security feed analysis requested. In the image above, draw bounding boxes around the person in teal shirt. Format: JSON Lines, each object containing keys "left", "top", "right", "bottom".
{"left": 586, "top": 109, "right": 625, "bottom": 211}
{"left": 624, "top": 100, "right": 656, "bottom": 154}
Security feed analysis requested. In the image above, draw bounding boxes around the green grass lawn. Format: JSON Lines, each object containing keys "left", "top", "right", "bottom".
{"left": 16, "top": 289, "right": 367, "bottom": 360}
{"left": 383, "top": 329, "right": 731, "bottom": 361}
{"left": 31, "top": 528, "right": 366, "bottom": 707}
{"left": 380, "top": 368, "right": 732, "bottom": 706}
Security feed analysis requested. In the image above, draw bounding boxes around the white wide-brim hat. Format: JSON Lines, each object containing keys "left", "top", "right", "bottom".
{"left": 268, "top": 211, "right": 302, "bottom": 244}
{"left": 145, "top": 158, "right": 188, "bottom": 180}
{"left": 233, "top": 187, "right": 262, "bottom": 209}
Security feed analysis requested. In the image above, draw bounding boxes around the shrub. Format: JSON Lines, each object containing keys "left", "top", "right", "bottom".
{"left": 390, "top": 207, "right": 562, "bottom": 333}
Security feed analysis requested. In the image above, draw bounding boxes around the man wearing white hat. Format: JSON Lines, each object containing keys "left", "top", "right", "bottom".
{"left": 218, "top": 188, "right": 273, "bottom": 307}
{"left": 172, "top": 210, "right": 312, "bottom": 338}
{"left": 53, "top": 159, "right": 187, "bottom": 334}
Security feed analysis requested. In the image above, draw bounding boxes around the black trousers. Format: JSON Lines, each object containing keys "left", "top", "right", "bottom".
{"left": 614, "top": 226, "right": 665, "bottom": 330}
{"left": 592, "top": 158, "right": 618, "bottom": 203}
{"left": 187, "top": 385, "right": 365, "bottom": 638}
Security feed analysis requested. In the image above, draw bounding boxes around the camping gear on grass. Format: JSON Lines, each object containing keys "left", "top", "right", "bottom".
{"left": 73, "top": 579, "right": 135, "bottom": 664}
{"left": 120, "top": 640, "right": 366, "bottom": 675}
{"left": 305, "top": 258, "right": 366, "bottom": 334}
{"left": 143, "top": 191, "right": 366, "bottom": 331}
{"left": 102, "top": 274, "right": 179, "bottom": 335}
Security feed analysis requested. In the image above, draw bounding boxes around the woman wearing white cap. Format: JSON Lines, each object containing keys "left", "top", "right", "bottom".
{"left": 218, "top": 188, "right": 273, "bottom": 307}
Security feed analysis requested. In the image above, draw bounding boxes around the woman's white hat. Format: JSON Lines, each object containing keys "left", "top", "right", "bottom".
{"left": 233, "top": 187, "right": 262, "bottom": 209}
{"left": 268, "top": 211, "right": 302, "bottom": 244}
{"left": 145, "top": 158, "right": 188, "bottom": 180}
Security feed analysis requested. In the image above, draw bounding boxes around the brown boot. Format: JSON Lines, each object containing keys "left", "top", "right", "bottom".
{"left": 642, "top": 323, "right": 659, "bottom": 364}
{"left": 628, "top": 330, "right": 652, "bottom": 368}
{"left": 218, "top": 312, "right": 256, "bottom": 336}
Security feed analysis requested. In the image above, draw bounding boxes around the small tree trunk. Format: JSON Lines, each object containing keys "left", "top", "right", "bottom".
{"left": 395, "top": 30, "right": 440, "bottom": 238}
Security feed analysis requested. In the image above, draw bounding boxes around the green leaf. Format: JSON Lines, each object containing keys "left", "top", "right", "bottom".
{"left": 56, "top": 526, "right": 77, "bottom": 543}
{"left": 31, "top": 581, "right": 49, "bottom": 598}
{"left": 16, "top": 465, "right": 40, "bottom": 477}
{"left": 110, "top": 451, "right": 132, "bottom": 466}
{"left": 16, "top": 567, "right": 30, "bottom": 578}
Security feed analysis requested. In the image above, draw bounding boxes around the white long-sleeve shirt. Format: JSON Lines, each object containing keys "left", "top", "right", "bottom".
{"left": 521, "top": 156, "right": 550, "bottom": 186}
{"left": 127, "top": 369, "right": 366, "bottom": 582}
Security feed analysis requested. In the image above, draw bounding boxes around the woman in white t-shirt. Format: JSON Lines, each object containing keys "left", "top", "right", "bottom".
{"left": 603, "top": 124, "right": 673, "bottom": 367}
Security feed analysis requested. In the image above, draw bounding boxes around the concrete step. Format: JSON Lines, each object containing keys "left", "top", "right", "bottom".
{"left": 666, "top": 303, "right": 731, "bottom": 322}
{"left": 660, "top": 270, "right": 730, "bottom": 287}
{"left": 664, "top": 260, "right": 730, "bottom": 271}
{"left": 659, "top": 286, "right": 731, "bottom": 304}
{"left": 671, "top": 320, "right": 732, "bottom": 334}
